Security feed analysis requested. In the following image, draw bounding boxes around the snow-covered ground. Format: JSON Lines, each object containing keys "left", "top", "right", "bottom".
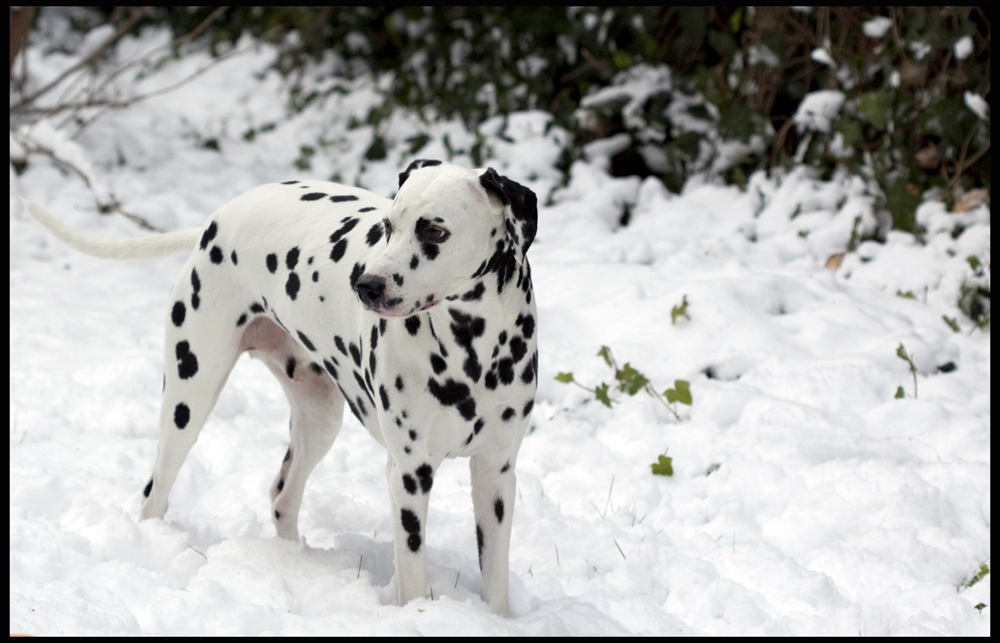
{"left": 10, "top": 19, "right": 990, "bottom": 635}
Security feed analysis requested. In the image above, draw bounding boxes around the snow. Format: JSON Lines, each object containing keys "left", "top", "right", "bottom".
{"left": 964, "top": 91, "right": 989, "bottom": 121}
{"left": 793, "top": 90, "right": 846, "bottom": 135}
{"left": 954, "top": 35, "right": 974, "bottom": 61}
{"left": 10, "top": 18, "right": 991, "bottom": 636}
{"left": 862, "top": 17, "right": 894, "bottom": 39}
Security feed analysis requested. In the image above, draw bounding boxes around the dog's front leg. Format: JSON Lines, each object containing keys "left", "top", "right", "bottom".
{"left": 471, "top": 452, "right": 517, "bottom": 617}
{"left": 385, "top": 454, "right": 434, "bottom": 606}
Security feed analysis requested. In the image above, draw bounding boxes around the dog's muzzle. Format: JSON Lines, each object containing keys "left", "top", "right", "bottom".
{"left": 354, "top": 274, "right": 386, "bottom": 309}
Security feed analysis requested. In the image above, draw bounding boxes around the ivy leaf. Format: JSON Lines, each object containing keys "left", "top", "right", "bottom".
{"left": 595, "top": 383, "right": 612, "bottom": 408}
{"left": 894, "top": 386, "right": 906, "bottom": 399}
{"left": 597, "top": 346, "right": 613, "bottom": 367}
{"left": 615, "top": 363, "right": 650, "bottom": 396}
{"left": 858, "top": 91, "right": 893, "bottom": 131}
{"left": 671, "top": 295, "right": 690, "bottom": 325}
{"left": 651, "top": 455, "right": 674, "bottom": 476}
{"left": 554, "top": 372, "right": 575, "bottom": 384}
{"left": 896, "top": 343, "right": 917, "bottom": 373}
{"left": 664, "top": 380, "right": 692, "bottom": 405}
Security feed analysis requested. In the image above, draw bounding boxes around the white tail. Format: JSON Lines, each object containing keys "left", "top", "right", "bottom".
{"left": 21, "top": 197, "right": 201, "bottom": 261}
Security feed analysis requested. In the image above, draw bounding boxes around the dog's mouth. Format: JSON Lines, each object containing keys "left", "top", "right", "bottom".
{"left": 361, "top": 299, "right": 440, "bottom": 318}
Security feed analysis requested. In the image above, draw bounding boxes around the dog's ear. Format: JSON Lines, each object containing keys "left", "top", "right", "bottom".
{"left": 479, "top": 168, "right": 537, "bottom": 266}
{"left": 398, "top": 159, "right": 444, "bottom": 188}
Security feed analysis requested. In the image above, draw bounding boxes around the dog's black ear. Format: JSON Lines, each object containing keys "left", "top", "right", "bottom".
{"left": 398, "top": 159, "right": 444, "bottom": 188}
{"left": 480, "top": 168, "right": 537, "bottom": 266}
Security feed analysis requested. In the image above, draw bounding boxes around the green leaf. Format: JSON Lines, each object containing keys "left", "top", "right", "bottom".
{"left": 894, "top": 386, "right": 906, "bottom": 399}
{"left": 707, "top": 29, "right": 736, "bottom": 58}
{"left": 671, "top": 295, "right": 690, "bottom": 325}
{"left": 942, "top": 315, "right": 960, "bottom": 333}
{"left": 664, "top": 380, "right": 692, "bottom": 405}
{"left": 966, "top": 563, "right": 990, "bottom": 588}
{"left": 651, "top": 455, "right": 674, "bottom": 476}
{"left": 597, "top": 346, "right": 613, "bottom": 367}
{"left": 896, "top": 343, "right": 917, "bottom": 373}
{"left": 615, "top": 363, "right": 650, "bottom": 396}
{"left": 858, "top": 91, "right": 894, "bottom": 131}
{"left": 834, "top": 114, "right": 862, "bottom": 149}
{"left": 896, "top": 290, "right": 916, "bottom": 299}
{"left": 554, "top": 372, "right": 575, "bottom": 384}
{"left": 967, "top": 255, "right": 982, "bottom": 273}
{"left": 595, "top": 383, "right": 612, "bottom": 408}
{"left": 728, "top": 7, "right": 743, "bottom": 33}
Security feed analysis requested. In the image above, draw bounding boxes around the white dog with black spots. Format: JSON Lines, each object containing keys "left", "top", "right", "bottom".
{"left": 23, "top": 159, "right": 538, "bottom": 616}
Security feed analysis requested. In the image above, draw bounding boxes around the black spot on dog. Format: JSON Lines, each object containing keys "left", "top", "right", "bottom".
{"left": 477, "top": 524, "right": 484, "bottom": 570}
{"left": 143, "top": 479, "right": 153, "bottom": 497}
{"left": 330, "top": 195, "right": 359, "bottom": 203}
{"left": 416, "top": 463, "right": 433, "bottom": 493}
{"left": 301, "top": 193, "right": 326, "bottom": 201}
{"left": 494, "top": 497, "right": 504, "bottom": 523}
{"left": 236, "top": 313, "right": 247, "bottom": 327}
{"left": 498, "top": 358, "right": 514, "bottom": 385}
{"left": 427, "top": 377, "right": 477, "bottom": 420}
{"left": 500, "top": 461, "right": 510, "bottom": 474}
{"left": 330, "top": 239, "right": 347, "bottom": 262}
{"left": 277, "top": 478, "right": 284, "bottom": 492}
{"left": 209, "top": 246, "right": 223, "bottom": 264}
{"left": 379, "top": 384, "right": 390, "bottom": 411}
{"left": 266, "top": 253, "right": 278, "bottom": 273}
{"left": 461, "top": 281, "right": 486, "bottom": 301}
{"left": 330, "top": 218, "right": 360, "bottom": 243}
{"left": 171, "top": 301, "right": 186, "bottom": 327}
{"left": 410, "top": 254, "right": 419, "bottom": 270}
{"left": 395, "top": 375, "right": 404, "bottom": 391}
{"left": 516, "top": 313, "right": 535, "bottom": 340}
{"left": 323, "top": 358, "right": 338, "bottom": 380}
{"left": 286, "top": 247, "right": 300, "bottom": 270}
{"left": 520, "top": 360, "right": 535, "bottom": 384}
{"left": 430, "top": 353, "right": 447, "bottom": 374}
{"left": 366, "top": 223, "right": 383, "bottom": 246}
{"left": 174, "top": 402, "right": 190, "bottom": 429}
{"left": 199, "top": 221, "right": 218, "bottom": 250}
{"left": 402, "top": 474, "right": 417, "bottom": 495}
{"left": 285, "top": 357, "right": 296, "bottom": 379}
{"left": 296, "top": 331, "right": 316, "bottom": 352}
{"left": 349, "top": 263, "right": 365, "bottom": 291}
{"left": 335, "top": 336, "right": 348, "bottom": 356}
{"left": 231, "top": 250, "right": 238, "bottom": 265}
{"left": 286, "top": 272, "right": 300, "bottom": 300}
{"left": 176, "top": 341, "right": 198, "bottom": 379}
{"left": 401, "top": 508, "right": 422, "bottom": 552}
{"left": 523, "top": 399, "right": 534, "bottom": 417}
{"left": 501, "top": 407, "right": 516, "bottom": 421}
{"left": 404, "top": 316, "right": 421, "bottom": 336}
{"left": 359, "top": 206, "right": 377, "bottom": 213}
{"left": 509, "top": 336, "right": 527, "bottom": 363}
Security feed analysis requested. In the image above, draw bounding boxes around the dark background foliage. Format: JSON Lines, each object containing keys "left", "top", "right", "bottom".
{"left": 11, "top": 6, "right": 991, "bottom": 233}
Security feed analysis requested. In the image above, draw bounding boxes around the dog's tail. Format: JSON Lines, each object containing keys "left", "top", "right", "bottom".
{"left": 21, "top": 198, "right": 201, "bottom": 261}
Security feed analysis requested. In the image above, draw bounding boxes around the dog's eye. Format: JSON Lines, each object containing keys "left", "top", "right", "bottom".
{"left": 382, "top": 218, "right": 392, "bottom": 239}
{"left": 425, "top": 226, "right": 449, "bottom": 242}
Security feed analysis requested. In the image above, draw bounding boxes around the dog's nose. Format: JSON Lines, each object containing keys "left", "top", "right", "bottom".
{"left": 354, "top": 274, "right": 386, "bottom": 308}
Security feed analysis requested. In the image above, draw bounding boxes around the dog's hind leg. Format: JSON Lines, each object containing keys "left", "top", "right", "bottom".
{"left": 140, "top": 262, "right": 247, "bottom": 524}
{"left": 244, "top": 317, "right": 345, "bottom": 541}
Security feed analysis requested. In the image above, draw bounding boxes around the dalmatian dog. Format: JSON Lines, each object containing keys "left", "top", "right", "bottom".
{"left": 23, "top": 159, "right": 538, "bottom": 616}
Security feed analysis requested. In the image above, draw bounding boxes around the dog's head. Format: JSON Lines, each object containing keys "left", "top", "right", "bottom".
{"left": 353, "top": 159, "right": 537, "bottom": 317}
